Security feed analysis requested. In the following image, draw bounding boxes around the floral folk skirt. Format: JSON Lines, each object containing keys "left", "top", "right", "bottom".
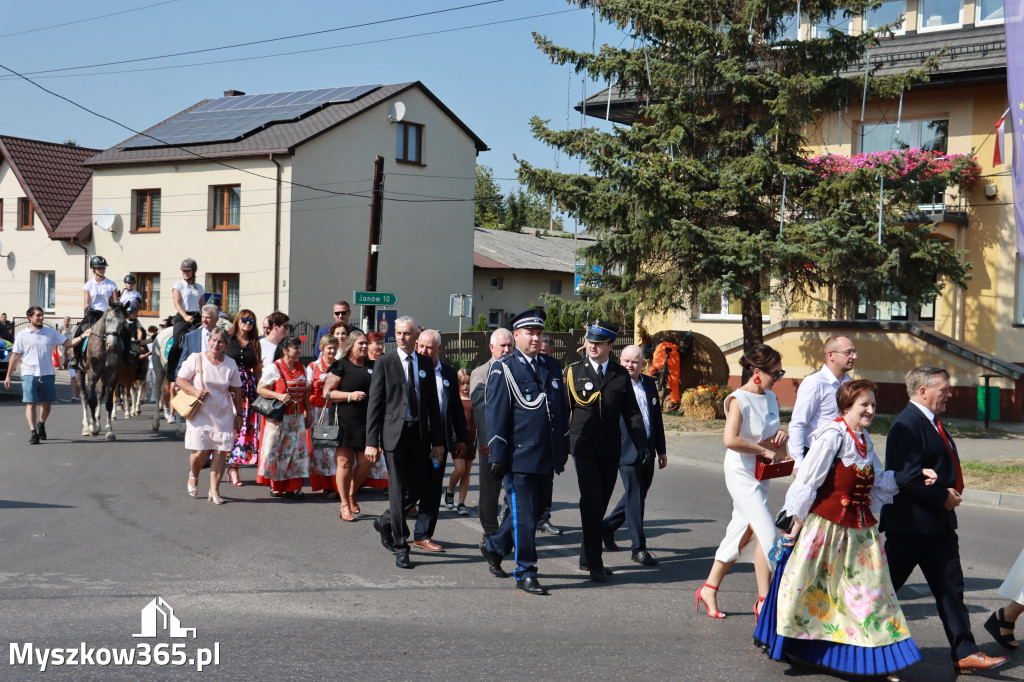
{"left": 228, "top": 367, "right": 260, "bottom": 466}
{"left": 256, "top": 412, "right": 309, "bottom": 493}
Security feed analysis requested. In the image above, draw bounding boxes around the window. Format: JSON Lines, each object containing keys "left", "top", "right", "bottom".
{"left": 918, "top": 0, "right": 962, "bottom": 30}
{"left": 33, "top": 271, "right": 55, "bottom": 311}
{"left": 396, "top": 122, "right": 423, "bottom": 165}
{"left": 210, "top": 185, "right": 240, "bottom": 229}
{"left": 18, "top": 198, "right": 34, "bottom": 229}
{"left": 135, "top": 272, "right": 160, "bottom": 316}
{"left": 133, "top": 189, "right": 161, "bottom": 231}
{"left": 865, "top": 0, "right": 906, "bottom": 34}
{"left": 697, "top": 294, "right": 770, "bottom": 320}
{"left": 811, "top": 11, "right": 852, "bottom": 38}
{"left": 858, "top": 118, "right": 948, "bottom": 155}
{"left": 977, "top": 0, "right": 1004, "bottom": 24}
{"left": 490, "top": 276, "right": 503, "bottom": 290}
{"left": 488, "top": 309, "right": 504, "bottom": 328}
{"left": 549, "top": 279, "right": 562, "bottom": 295}
{"left": 206, "top": 273, "right": 239, "bottom": 315}
{"left": 856, "top": 294, "right": 935, "bottom": 322}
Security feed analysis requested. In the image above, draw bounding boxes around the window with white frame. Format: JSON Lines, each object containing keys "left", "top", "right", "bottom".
{"left": 858, "top": 118, "right": 949, "bottom": 155}
{"left": 34, "top": 271, "right": 56, "bottom": 311}
{"left": 918, "top": 0, "right": 963, "bottom": 31}
{"left": 865, "top": 0, "right": 906, "bottom": 34}
{"left": 490, "top": 276, "right": 503, "bottom": 290}
{"left": 488, "top": 309, "right": 503, "bottom": 328}
{"left": 811, "top": 11, "right": 853, "bottom": 38}
{"left": 977, "top": 0, "right": 1004, "bottom": 24}
{"left": 697, "top": 294, "right": 770, "bottom": 320}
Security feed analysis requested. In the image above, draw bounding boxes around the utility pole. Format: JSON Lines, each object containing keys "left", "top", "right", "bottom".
{"left": 363, "top": 155, "right": 384, "bottom": 331}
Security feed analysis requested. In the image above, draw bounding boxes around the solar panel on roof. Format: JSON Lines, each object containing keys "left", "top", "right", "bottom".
{"left": 120, "top": 84, "right": 382, "bottom": 149}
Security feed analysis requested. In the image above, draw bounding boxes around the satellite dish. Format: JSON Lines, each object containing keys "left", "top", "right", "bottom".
{"left": 388, "top": 101, "right": 406, "bottom": 123}
{"left": 95, "top": 206, "right": 116, "bottom": 231}
{"left": 0, "top": 240, "right": 11, "bottom": 258}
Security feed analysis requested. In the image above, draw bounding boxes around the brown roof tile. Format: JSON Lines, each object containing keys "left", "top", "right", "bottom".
{"left": 0, "top": 136, "right": 99, "bottom": 240}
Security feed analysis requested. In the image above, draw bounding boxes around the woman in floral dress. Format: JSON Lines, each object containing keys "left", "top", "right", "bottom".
{"left": 256, "top": 336, "right": 311, "bottom": 498}
{"left": 756, "top": 379, "right": 927, "bottom": 677}
{"left": 306, "top": 335, "right": 340, "bottom": 496}
{"left": 225, "top": 309, "right": 262, "bottom": 485}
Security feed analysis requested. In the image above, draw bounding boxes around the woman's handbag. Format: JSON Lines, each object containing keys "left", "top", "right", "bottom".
{"left": 311, "top": 404, "right": 342, "bottom": 449}
{"left": 252, "top": 395, "right": 286, "bottom": 421}
{"left": 171, "top": 353, "right": 204, "bottom": 420}
{"left": 774, "top": 508, "right": 794, "bottom": 533}
{"left": 754, "top": 455, "right": 795, "bottom": 481}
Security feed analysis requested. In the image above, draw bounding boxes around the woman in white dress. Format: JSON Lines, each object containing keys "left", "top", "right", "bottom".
{"left": 697, "top": 343, "right": 789, "bottom": 620}
{"left": 176, "top": 328, "right": 243, "bottom": 505}
{"left": 986, "top": 548, "right": 1024, "bottom": 649}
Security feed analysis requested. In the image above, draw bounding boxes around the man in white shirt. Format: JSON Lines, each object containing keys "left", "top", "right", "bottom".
{"left": 260, "top": 311, "right": 290, "bottom": 374}
{"left": 787, "top": 335, "right": 856, "bottom": 467}
{"left": 5, "top": 306, "right": 92, "bottom": 444}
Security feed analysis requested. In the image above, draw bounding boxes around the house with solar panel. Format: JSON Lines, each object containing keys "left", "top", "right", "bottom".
{"left": 83, "top": 82, "right": 487, "bottom": 330}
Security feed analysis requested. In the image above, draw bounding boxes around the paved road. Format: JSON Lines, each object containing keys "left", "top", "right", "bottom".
{"left": 0, "top": 396, "right": 1022, "bottom": 680}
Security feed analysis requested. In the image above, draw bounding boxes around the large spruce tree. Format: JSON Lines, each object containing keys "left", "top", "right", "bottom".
{"left": 518, "top": 0, "right": 972, "bottom": 349}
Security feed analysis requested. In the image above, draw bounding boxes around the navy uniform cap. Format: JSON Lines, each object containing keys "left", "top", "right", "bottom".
{"left": 511, "top": 309, "right": 546, "bottom": 330}
{"left": 585, "top": 319, "right": 619, "bottom": 342}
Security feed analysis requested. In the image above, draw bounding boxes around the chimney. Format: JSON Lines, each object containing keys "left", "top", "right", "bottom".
{"left": 223, "top": 89, "right": 245, "bottom": 97}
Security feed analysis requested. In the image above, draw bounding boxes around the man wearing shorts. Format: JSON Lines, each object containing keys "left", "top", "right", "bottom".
{"left": 4, "top": 306, "right": 91, "bottom": 444}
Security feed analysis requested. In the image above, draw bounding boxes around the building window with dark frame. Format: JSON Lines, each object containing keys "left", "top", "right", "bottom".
{"left": 210, "top": 185, "right": 241, "bottom": 230}
{"left": 396, "top": 122, "right": 424, "bottom": 165}
{"left": 135, "top": 272, "right": 160, "bottom": 316}
{"left": 550, "top": 279, "right": 562, "bottom": 295}
{"left": 490, "top": 276, "right": 503, "bottom": 290}
{"left": 18, "top": 198, "right": 34, "bottom": 230}
{"left": 133, "top": 189, "right": 161, "bottom": 231}
{"left": 206, "top": 273, "right": 240, "bottom": 314}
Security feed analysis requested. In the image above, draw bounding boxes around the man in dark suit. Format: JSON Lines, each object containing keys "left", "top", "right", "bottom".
{"left": 882, "top": 366, "right": 1007, "bottom": 675}
{"left": 172, "top": 304, "right": 220, "bottom": 379}
{"left": 565, "top": 320, "right": 648, "bottom": 583}
{"left": 365, "top": 316, "right": 446, "bottom": 569}
{"left": 602, "top": 345, "right": 668, "bottom": 566}
{"left": 479, "top": 310, "right": 569, "bottom": 595}
{"left": 470, "top": 328, "right": 514, "bottom": 541}
{"left": 412, "top": 329, "right": 468, "bottom": 553}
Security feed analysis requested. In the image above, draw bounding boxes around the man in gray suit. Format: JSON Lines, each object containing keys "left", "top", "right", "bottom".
{"left": 471, "top": 328, "right": 513, "bottom": 541}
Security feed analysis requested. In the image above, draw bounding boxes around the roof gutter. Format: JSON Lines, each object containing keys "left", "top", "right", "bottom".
{"left": 70, "top": 237, "right": 89, "bottom": 283}
{"left": 270, "top": 154, "right": 282, "bottom": 311}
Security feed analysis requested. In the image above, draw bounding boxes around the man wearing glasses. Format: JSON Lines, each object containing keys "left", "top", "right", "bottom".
{"left": 260, "top": 311, "right": 291, "bottom": 374}
{"left": 787, "top": 335, "right": 857, "bottom": 469}
{"left": 315, "top": 301, "right": 352, "bottom": 347}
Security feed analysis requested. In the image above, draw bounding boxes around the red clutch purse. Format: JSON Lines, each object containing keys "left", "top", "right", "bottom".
{"left": 755, "top": 455, "right": 794, "bottom": 481}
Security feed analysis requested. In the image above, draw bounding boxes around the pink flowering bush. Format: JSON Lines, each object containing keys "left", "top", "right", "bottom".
{"left": 806, "top": 148, "right": 981, "bottom": 188}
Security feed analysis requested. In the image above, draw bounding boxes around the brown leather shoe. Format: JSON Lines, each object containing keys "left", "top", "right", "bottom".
{"left": 412, "top": 539, "right": 445, "bottom": 552}
{"left": 954, "top": 651, "right": 1008, "bottom": 674}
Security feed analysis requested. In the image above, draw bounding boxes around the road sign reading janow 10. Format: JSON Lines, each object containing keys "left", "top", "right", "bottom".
{"left": 353, "top": 291, "right": 398, "bottom": 306}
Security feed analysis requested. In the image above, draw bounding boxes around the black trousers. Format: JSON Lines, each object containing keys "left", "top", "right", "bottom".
{"left": 478, "top": 448, "right": 502, "bottom": 539}
{"left": 379, "top": 426, "right": 429, "bottom": 553}
{"left": 885, "top": 530, "right": 978, "bottom": 661}
{"left": 414, "top": 450, "right": 449, "bottom": 542}
{"left": 485, "top": 472, "right": 543, "bottom": 580}
{"left": 574, "top": 455, "right": 619, "bottom": 570}
{"left": 166, "top": 311, "right": 199, "bottom": 378}
{"left": 603, "top": 455, "right": 657, "bottom": 551}
{"left": 71, "top": 308, "right": 104, "bottom": 360}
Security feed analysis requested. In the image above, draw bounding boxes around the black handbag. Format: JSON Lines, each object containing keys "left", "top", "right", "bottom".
{"left": 312, "top": 405, "right": 342, "bottom": 449}
{"left": 775, "top": 508, "right": 794, "bottom": 533}
{"left": 252, "top": 395, "right": 286, "bottom": 421}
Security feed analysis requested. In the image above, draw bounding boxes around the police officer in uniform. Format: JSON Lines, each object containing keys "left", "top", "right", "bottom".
{"left": 479, "top": 310, "right": 569, "bottom": 595}
{"left": 565, "top": 320, "right": 648, "bottom": 583}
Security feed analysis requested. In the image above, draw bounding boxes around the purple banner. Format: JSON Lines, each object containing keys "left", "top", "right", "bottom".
{"left": 1006, "top": 0, "right": 1024, "bottom": 257}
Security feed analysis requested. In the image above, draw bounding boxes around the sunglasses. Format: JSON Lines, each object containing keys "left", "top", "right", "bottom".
{"left": 334, "top": 310, "right": 350, "bottom": 316}
{"left": 759, "top": 368, "right": 786, "bottom": 381}
{"left": 239, "top": 317, "right": 255, "bottom": 324}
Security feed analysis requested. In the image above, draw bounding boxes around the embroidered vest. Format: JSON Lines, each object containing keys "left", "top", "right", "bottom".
{"left": 810, "top": 460, "right": 876, "bottom": 529}
{"left": 273, "top": 360, "right": 307, "bottom": 416}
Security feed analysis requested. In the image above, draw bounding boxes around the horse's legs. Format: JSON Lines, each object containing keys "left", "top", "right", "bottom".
{"left": 103, "top": 378, "right": 117, "bottom": 441}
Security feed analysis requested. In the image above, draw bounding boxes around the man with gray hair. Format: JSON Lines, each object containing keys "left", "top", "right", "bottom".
{"left": 173, "top": 303, "right": 222, "bottom": 379}
{"left": 787, "top": 335, "right": 856, "bottom": 468}
{"left": 881, "top": 366, "right": 1007, "bottom": 674}
{"left": 470, "top": 327, "right": 514, "bottom": 541}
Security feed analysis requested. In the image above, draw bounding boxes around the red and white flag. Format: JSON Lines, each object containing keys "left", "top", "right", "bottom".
{"left": 995, "top": 108, "right": 1009, "bottom": 166}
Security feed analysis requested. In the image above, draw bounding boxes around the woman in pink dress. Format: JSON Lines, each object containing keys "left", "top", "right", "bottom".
{"left": 176, "top": 328, "right": 243, "bottom": 505}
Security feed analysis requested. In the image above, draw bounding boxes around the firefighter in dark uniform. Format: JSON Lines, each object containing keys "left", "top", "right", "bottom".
{"left": 565, "top": 320, "right": 648, "bottom": 583}
{"left": 478, "top": 310, "right": 569, "bottom": 596}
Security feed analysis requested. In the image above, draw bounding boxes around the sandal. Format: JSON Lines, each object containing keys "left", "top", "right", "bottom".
{"left": 984, "top": 608, "right": 1020, "bottom": 649}
{"left": 339, "top": 504, "right": 355, "bottom": 522}
{"left": 350, "top": 500, "right": 361, "bottom": 514}
{"left": 753, "top": 596, "right": 766, "bottom": 623}
{"left": 695, "top": 583, "right": 726, "bottom": 619}
{"left": 207, "top": 490, "right": 225, "bottom": 505}
{"left": 228, "top": 467, "right": 243, "bottom": 487}
{"left": 187, "top": 474, "right": 198, "bottom": 497}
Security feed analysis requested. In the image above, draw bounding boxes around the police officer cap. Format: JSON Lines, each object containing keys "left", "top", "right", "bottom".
{"left": 511, "top": 309, "right": 546, "bottom": 330}
{"left": 89, "top": 255, "right": 108, "bottom": 269}
{"left": 585, "top": 319, "right": 619, "bottom": 342}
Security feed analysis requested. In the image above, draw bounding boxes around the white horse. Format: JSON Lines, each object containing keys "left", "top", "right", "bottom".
{"left": 79, "top": 305, "right": 129, "bottom": 440}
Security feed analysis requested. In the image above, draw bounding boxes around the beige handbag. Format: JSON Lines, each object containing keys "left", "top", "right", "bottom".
{"left": 171, "top": 352, "right": 204, "bottom": 419}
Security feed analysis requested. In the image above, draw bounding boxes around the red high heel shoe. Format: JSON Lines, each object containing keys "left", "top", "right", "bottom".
{"left": 695, "top": 583, "right": 726, "bottom": 619}
{"left": 753, "top": 596, "right": 766, "bottom": 622}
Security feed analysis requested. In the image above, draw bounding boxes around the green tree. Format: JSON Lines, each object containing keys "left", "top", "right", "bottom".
{"left": 475, "top": 164, "right": 505, "bottom": 229}
{"left": 519, "top": 0, "right": 971, "bottom": 350}
{"left": 505, "top": 189, "right": 565, "bottom": 232}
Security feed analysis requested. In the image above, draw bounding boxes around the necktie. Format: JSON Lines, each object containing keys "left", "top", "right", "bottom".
{"left": 934, "top": 417, "right": 964, "bottom": 494}
{"left": 526, "top": 358, "right": 540, "bottom": 381}
{"left": 406, "top": 355, "right": 419, "bottom": 420}
{"left": 597, "top": 364, "right": 605, "bottom": 383}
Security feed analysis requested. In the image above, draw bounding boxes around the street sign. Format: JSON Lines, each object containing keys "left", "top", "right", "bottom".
{"left": 574, "top": 265, "right": 602, "bottom": 294}
{"left": 377, "top": 309, "right": 397, "bottom": 342}
{"left": 449, "top": 293, "right": 472, "bottom": 317}
{"left": 353, "top": 290, "right": 398, "bottom": 306}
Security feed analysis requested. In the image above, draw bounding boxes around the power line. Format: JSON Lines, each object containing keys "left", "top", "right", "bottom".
{"left": 0, "top": 0, "right": 180, "bottom": 39}
{"left": 4, "top": 0, "right": 511, "bottom": 78}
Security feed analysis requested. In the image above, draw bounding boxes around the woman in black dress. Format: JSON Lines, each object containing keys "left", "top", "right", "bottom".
{"left": 323, "top": 329, "right": 374, "bottom": 521}
{"left": 224, "top": 309, "right": 262, "bottom": 485}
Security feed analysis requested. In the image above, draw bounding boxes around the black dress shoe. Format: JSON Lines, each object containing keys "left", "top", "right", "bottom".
{"left": 537, "top": 520, "right": 562, "bottom": 536}
{"left": 631, "top": 550, "right": 658, "bottom": 566}
{"left": 395, "top": 550, "right": 412, "bottom": 569}
{"left": 578, "top": 561, "right": 613, "bottom": 576}
{"left": 602, "top": 529, "right": 620, "bottom": 551}
{"left": 36, "top": 422, "right": 47, "bottom": 440}
{"left": 516, "top": 577, "right": 547, "bottom": 595}
{"left": 479, "top": 543, "right": 509, "bottom": 578}
{"left": 589, "top": 570, "right": 608, "bottom": 583}
{"left": 373, "top": 518, "right": 395, "bottom": 552}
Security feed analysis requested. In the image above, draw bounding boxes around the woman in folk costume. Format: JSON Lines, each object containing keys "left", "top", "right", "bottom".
{"left": 256, "top": 336, "right": 311, "bottom": 497}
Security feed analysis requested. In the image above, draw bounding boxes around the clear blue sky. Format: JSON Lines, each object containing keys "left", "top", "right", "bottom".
{"left": 0, "top": 0, "right": 623, "bottom": 203}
